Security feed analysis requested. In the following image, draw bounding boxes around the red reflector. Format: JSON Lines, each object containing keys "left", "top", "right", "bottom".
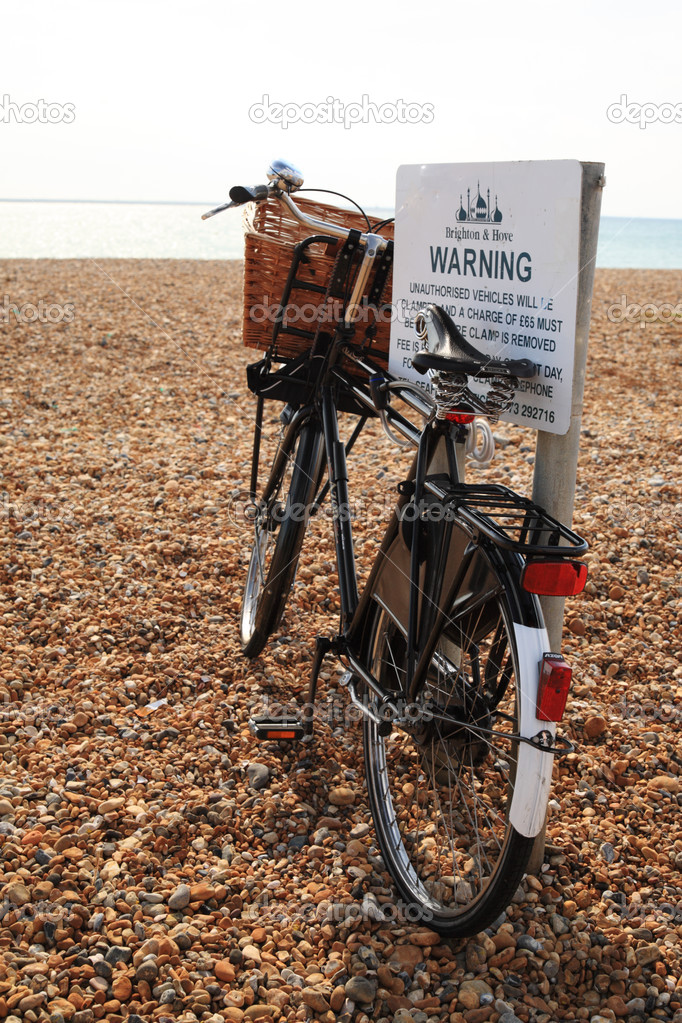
{"left": 521, "top": 559, "right": 588, "bottom": 596}
{"left": 537, "top": 653, "right": 572, "bottom": 722}
{"left": 445, "top": 412, "right": 475, "bottom": 423}
{"left": 266, "top": 730, "right": 297, "bottom": 739}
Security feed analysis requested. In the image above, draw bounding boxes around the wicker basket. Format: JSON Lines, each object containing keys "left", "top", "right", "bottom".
{"left": 241, "top": 196, "right": 394, "bottom": 367}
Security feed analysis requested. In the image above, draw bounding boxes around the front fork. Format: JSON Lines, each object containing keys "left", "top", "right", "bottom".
{"left": 320, "top": 386, "right": 359, "bottom": 625}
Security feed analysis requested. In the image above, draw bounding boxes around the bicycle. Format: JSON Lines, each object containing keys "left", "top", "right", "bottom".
{"left": 203, "top": 159, "right": 588, "bottom": 937}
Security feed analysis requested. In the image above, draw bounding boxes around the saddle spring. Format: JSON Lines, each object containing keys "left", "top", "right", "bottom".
{"left": 433, "top": 372, "right": 519, "bottom": 424}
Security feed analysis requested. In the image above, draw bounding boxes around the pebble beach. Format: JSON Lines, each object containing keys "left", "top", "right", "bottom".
{"left": 0, "top": 259, "right": 681, "bottom": 1023}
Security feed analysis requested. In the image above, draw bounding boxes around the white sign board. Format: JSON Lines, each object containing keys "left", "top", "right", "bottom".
{"left": 390, "top": 161, "right": 582, "bottom": 435}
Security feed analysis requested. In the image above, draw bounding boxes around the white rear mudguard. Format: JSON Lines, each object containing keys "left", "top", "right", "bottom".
{"left": 509, "top": 622, "right": 557, "bottom": 838}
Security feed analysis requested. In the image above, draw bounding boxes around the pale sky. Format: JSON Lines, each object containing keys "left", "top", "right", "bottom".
{"left": 2, "top": 0, "right": 681, "bottom": 218}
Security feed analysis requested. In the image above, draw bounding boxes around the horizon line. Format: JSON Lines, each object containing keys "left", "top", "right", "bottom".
{"left": 0, "top": 197, "right": 215, "bottom": 207}
{"left": 0, "top": 198, "right": 679, "bottom": 222}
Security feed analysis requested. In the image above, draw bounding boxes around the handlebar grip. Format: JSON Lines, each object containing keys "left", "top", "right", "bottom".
{"left": 229, "top": 183, "right": 269, "bottom": 204}
{"left": 201, "top": 183, "right": 270, "bottom": 221}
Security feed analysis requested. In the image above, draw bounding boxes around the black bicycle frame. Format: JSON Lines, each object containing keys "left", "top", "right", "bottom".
{"left": 269, "top": 230, "right": 487, "bottom": 706}
{"left": 311, "top": 351, "right": 473, "bottom": 704}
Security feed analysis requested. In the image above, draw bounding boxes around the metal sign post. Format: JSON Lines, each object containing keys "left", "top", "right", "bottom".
{"left": 527, "top": 162, "right": 605, "bottom": 872}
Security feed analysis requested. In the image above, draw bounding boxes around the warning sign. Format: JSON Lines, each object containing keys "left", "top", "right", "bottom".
{"left": 390, "top": 160, "right": 583, "bottom": 435}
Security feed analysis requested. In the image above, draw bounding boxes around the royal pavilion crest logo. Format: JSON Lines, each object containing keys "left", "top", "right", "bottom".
{"left": 457, "top": 183, "right": 503, "bottom": 224}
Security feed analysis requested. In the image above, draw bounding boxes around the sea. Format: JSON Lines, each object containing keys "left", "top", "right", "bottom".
{"left": 0, "top": 200, "right": 681, "bottom": 268}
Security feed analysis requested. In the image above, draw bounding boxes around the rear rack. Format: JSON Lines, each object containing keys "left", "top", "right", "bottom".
{"left": 443, "top": 483, "right": 588, "bottom": 556}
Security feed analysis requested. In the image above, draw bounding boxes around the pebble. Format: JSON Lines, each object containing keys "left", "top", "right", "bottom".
{"left": 517, "top": 934, "right": 542, "bottom": 953}
{"left": 636, "top": 943, "right": 661, "bottom": 965}
{"left": 550, "top": 913, "right": 571, "bottom": 935}
{"left": 330, "top": 986, "right": 346, "bottom": 1012}
{"left": 1, "top": 263, "right": 680, "bottom": 1023}
{"left": 241, "top": 943, "right": 262, "bottom": 963}
{"left": 245, "top": 763, "right": 270, "bottom": 790}
{"left": 458, "top": 979, "right": 494, "bottom": 1008}
{"left": 329, "top": 785, "right": 356, "bottom": 806}
{"left": 345, "top": 975, "right": 377, "bottom": 1004}
{"left": 98, "top": 796, "right": 125, "bottom": 814}
{"left": 215, "top": 959, "right": 236, "bottom": 982}
{"left": 112, "top": 976, "right": 132, "bottom": 1000}
{"left": 5, "top": 881, "right": 31, "bottom": 906}
{"left": 135, "top": 958, "right": 159, "bottom": 982}
{"left": 168, "top": 883, "right": 191, "bottom": 910}
{"left": 302, "top": 988, "right": 330, "bottom": 1013}
{"left": 105, "top": 946, "right": 132, "bottom": 965}
{"left": 584, "top": 714, "right": 608, "bottom": 738}
{"left": 600, "top": 841, "right": 616, "bottom": 863}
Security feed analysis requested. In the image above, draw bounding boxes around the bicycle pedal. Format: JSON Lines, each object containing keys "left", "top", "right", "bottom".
{"left": 249, "top": 716, "right": 306, "bottom": 741}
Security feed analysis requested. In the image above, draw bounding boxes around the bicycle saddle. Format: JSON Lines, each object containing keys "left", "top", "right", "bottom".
{"left": 412, "top": 305, "right": 536, "bottom": 379}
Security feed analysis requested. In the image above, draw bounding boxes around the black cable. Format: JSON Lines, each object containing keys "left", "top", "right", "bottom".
{"left": 296, "top": 188, "right": 372, "bottom": 231}
{"left": 295, "top": 192, "right": 391, "bottom": 339}
{"left": 370, "top": 216, "right": 395, "bottom": 232}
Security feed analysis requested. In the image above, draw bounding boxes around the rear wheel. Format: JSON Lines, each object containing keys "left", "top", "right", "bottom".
{"left": 240, "top": 420, "right": 324, "bottom": 658}
{"left": 362, "top": 550, "right": 535, "bottom": 937}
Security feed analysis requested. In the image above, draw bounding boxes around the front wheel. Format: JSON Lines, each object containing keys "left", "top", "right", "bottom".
{"left": 362, "top": 549, "right": 539, "bottom": 937}
{"left": 240, "top": 419, "right": 324, "bottom": 658}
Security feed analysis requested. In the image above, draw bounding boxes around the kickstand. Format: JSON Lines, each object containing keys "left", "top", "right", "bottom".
{"left": 304, "top": 635, "right": 337, "bottom": 737}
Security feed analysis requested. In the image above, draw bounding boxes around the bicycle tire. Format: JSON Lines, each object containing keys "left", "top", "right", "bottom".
{"left": 240, "top": 419, "right": 324, "bottom": 658}
{"left": 361, "top": 543, "right": 544, "bottom": 937}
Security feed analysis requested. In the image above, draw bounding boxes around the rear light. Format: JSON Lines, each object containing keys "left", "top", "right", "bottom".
{"left": 445, "top": 412, "right": 475, "bottom": 423}
{"left": 521, "top": 559, "right": 587, "bottom": 596}
{"left": 537, "top": 652, "right": 572, "bottom": 721}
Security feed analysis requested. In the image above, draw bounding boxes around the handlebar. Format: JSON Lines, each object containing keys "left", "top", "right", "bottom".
{"left": 201, "top": 183, "right": 270, "bottom": 220}
{"left": 277, "top": 192, "right": 379, "bottom": 244}
{"left": 201, "top": 168, "right": 389, "bottom": 251}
